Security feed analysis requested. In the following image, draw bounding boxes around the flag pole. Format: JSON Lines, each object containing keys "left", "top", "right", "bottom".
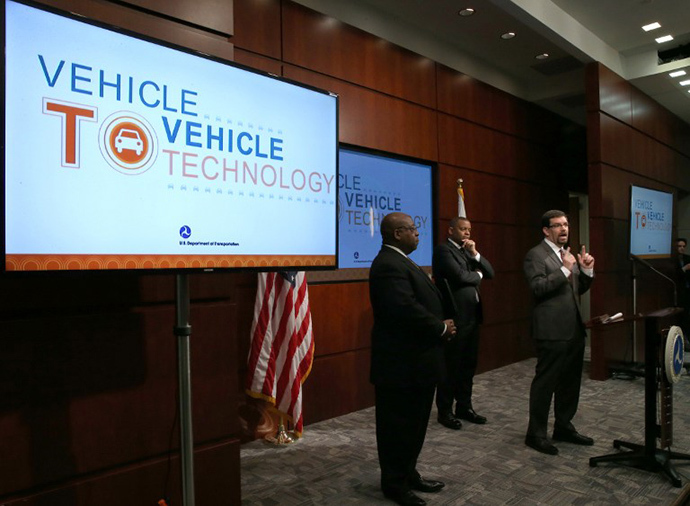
{"left": 457, "top": 178, "right": 467, "bottom": 218}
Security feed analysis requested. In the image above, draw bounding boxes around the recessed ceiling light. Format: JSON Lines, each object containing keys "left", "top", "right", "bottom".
{"left": 655, "top": 35, "right": 674, "bottom": 43}
{"left": 535, "top": 53, "right": 549, "bottom": 60}
{"left": 500, "top": 32, "right": 516, "bottom": 40}
{"left": 679, "top": 79, "right": 690, "bottom": 86}
{"left": 642, "top": 22, "right": 661, "bottom": 32}
{"left": 670, "top": 70, "right": 687, "bottom": 78}
{"left": 458, "top": 8, "right": 475, "bottom": 17}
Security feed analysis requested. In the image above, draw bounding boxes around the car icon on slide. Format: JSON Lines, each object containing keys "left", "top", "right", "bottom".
{"left": 115, "top": 129, "right": 143, "bottom": 155}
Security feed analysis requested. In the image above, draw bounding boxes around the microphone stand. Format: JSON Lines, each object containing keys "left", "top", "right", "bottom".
{"left": 613, "top": 255, "right": 679, "bottom": 380}
{"left": 630, "top": 254, "right": 678, "bottom": 307}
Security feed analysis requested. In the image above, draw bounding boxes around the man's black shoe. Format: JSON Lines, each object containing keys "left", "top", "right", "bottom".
{"left": 525, "top": 435, "right": 558, "bottom": 455}
{"left": 409, "top": 477, "right": 445, "bottom": 493}
{"left": 383, "top": 489, "right": 426, "bottom": 506}
{"left": 437, "top": 413, "right": 462, "bottom": 430}
{"left": 552, "top": 429, "right": 594, "bottom": 446}
{"left": 456, "top": 408, "right": 487, "bottom": 424}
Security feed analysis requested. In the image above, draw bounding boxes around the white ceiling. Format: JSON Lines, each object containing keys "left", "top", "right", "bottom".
{"left": 292, "top": 0, "right": 690, "bottom": 126}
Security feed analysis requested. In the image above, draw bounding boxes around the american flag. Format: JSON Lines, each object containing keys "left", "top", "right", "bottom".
{"left": 246, "top": 271, "right": 314, "bottom": 436}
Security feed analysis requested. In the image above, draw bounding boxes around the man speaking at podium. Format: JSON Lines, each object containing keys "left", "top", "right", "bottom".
{"left": 369, "top": 212, "right": 456, "bottom": 506}
{"left": 523, "top": 210, "right": 594, "bottom": 456}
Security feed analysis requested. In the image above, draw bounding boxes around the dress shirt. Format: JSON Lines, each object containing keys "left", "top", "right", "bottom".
{"left": 544, "top": 239, "right": 593, "bottom": 278}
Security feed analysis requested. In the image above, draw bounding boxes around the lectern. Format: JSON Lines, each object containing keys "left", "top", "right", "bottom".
{"left": 589, "top": 308, "right": 690, "bottom": 487}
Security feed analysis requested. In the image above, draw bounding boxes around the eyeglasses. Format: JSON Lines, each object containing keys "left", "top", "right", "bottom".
{"left": 548, "top": 223, "right": 569, "bottom": 229}
{"left": 397, "top": 225, "right": 418, "bottom": 232}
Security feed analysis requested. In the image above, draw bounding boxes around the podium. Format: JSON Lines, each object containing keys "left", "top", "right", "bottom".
{"left": 589, "top": 308, "right": 690, "bottom": 487}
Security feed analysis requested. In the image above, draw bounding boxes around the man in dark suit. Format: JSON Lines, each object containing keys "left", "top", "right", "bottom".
{"left": 433, "top": 216, "right": 494, "bottom": 430}
{"left": 370, "top": 212, "right": 456, "bottom": 506}
{"left": 675, "top": 238, "right": 690, "bottom": 352}
{"left": 523, "top": 210, "right": 595, "bottom": 456}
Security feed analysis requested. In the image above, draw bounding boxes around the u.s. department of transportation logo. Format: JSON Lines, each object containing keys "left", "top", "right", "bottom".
{"left": 99, "top": 112, "right": 158, "bottom": 175}
{"left": 665, "top": 325, "right": 685, "bottom": 384}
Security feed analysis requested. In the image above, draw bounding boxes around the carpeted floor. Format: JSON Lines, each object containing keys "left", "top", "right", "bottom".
{"left": 240, "top": 358, "right": 690, "bottom": 505}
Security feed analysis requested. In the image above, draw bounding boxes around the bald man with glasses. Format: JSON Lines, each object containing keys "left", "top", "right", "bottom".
{"left": 523, "top": 210, "right": 595, "bottom": 456}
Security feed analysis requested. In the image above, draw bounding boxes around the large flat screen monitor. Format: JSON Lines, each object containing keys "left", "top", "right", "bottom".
{"left": 316, "top": 146, "right": 432, "bottom": 281}
{"left": 3, "top": 0, "right": 338, "bottom": 272}
{"left": 629, "top": 185, "right": 673, "bottom": 258}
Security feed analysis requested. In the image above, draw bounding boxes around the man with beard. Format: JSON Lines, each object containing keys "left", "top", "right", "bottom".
{"left": 523, "top": 210, "right": 595, "bottom": 455}
{"left": 369, "top": 212, "right": 456, "bottom": 505}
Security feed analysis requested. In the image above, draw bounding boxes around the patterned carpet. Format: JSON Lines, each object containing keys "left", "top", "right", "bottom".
{"left": 240, "top": 358, "right": 690, "bottom": 505}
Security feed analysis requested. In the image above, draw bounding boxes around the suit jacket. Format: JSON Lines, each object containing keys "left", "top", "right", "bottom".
{"left": 432, "top": 241, "right": 494, "bottom": 329}
{"left": 523, "top": 241, "right": 593, "bottom": 341}
{"left": 676, "top": 253, "right": 690, "bottom": 292}
{"left": 369, "top": 246, "right": 447, "bottom": 387}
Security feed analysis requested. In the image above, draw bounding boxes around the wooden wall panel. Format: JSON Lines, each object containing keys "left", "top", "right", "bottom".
{"left": 594, "top": 64, "right": 632, "bottom": 124}
{"left": 435, "top": 166, "right": 565, "bottom": 227}
{"left": 587, "top": 62, "right": 690, "bottom": 379}
{"left": 1, "top": 441, "right": 239, "bottom": 506}
{"left": 589, "top": 217, "right": 633, "bottom": 274}
{"left": 303, "top": 350, "right": 374, "bottom": 424}
{"left": 437, "top": 113, "right": 557, "bottom": 184}
{"left": 232, "top": 0, "right": 281, "bottom": 58}
{"left": 234, "top": 48, "right": 283, "bottom": 75}
{"left": 284, "top": 65, "right": 438, "bottom": 160}
{"left": 0, "top": 302, "right": 237, "bottom": 497}
{"left": 436, "top": 64, "right": 560, "bottom": 142}
{"left": 122, "top": 0, "right": 234, "bottom": 35}
{"left": 631, "top": 87, "right": 672, "bottom": 148}
{"left": 481, "top": 273, "right": 532, "bottom": 324}
{"left": 632, "top": 85, "right": 690, "bottom": 160}
{"left": 39, "top": 0, "right": 234, "bottom": 60}
{"left": 477, "top": 320, "right": 533, "bottom": 373}
{"left": 282, "top": 1, "right": 436, "bottom": 108}
{"left": 590, "top": 320, "right": 633, "bottom": 380}
{"left": 589, "top": 164, "right": 674, "bottom": 221}
{"left": 597, "top": 113, "right": 635, "bottom": 171}
{"left": 309, "top": 282, "right": 373, "bottom": 356}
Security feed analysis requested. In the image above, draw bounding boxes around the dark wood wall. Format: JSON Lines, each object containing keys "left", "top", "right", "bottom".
{"left": 1, "top": 0, "right": 586, "bottom": 503}
{"left": 586, "top": 63, "right": 690, "bottom": 380}
{"left": 1, "top": 0, "right": 244, "bottom": 504}
{"left": 233, "top": 0, "right": 574, "bottom": 436}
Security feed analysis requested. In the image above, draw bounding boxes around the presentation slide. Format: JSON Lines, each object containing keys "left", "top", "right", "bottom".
{"left": 338, "top": 148, "right": 433, "bottom": 269}
{"left": 629, "top": 185, "right": 673, "bottom": 258}
{"left": 4, "top": 0, "right": 338, "bottom": 271}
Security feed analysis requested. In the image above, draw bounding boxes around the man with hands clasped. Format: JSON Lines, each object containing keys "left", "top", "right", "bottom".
{"left": 523, "top": 210, "right": 594, "bottom": 456}
{"left": 432, "top": 216, "right": 494, "bottom": 430}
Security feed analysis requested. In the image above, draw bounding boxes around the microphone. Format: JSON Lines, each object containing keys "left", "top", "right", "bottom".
{"left": 630, "top": 254, "right": 677, "bottom": 306}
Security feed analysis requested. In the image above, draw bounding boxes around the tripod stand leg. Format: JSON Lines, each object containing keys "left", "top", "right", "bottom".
{"left": 657, "top": 451, "right": 682, "bottom": 488}
{"left": 613, "top": 439, "right": 642, "bottom": 451}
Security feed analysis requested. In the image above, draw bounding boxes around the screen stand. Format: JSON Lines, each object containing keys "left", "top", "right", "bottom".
{"left": 175, "top": 274, "right": 196, "bottom": 505}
